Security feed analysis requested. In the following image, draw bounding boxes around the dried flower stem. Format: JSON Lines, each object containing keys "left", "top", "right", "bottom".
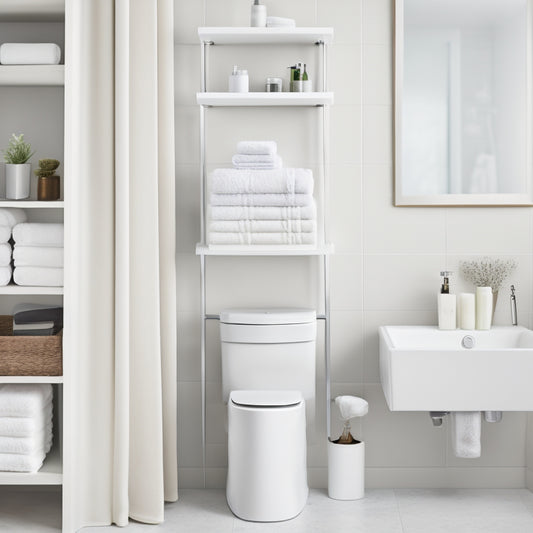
{"left": 460, "top": 257, "right": 517, "bottom": 292}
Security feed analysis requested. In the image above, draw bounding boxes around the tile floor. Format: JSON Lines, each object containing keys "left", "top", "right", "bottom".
{"left": 3, "top": 488, "right": 533, "bottom": 532}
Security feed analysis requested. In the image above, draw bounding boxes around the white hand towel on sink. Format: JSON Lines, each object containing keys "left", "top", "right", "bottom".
{"left": 209, "top": 203, "right": 317, "bottom": 221}
{"left": 0, "top": 384, "right": 52, "bottom": 418}
{"left": 210, "top": 193, "right": 314, "bottom": 207}
{"left": 12, "top": 223, "right": 64, "bottom": 247}
{"left": 236, "top": 141, "right": 277, "bottom": 156}
{"left": 451, "top": 411, "right": 481, "bottom": 458}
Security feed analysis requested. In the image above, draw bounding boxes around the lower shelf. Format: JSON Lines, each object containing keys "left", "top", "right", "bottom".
{"left": 0, "top": 446, "right": 62, "bottom": 486}
{"left": 196, "top": 243, "right": 334, "bottom": 256}
{"left": 0, "top": 376, "right": 63, "bottom": 384}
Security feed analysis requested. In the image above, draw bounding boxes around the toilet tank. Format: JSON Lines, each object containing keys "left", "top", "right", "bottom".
{"left": 220, "top": 308, "right": 317, "bottom": 419}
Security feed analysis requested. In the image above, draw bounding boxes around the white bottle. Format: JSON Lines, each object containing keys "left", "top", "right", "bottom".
{"left": 228, "top": 66, "right": 249, "bottom": 93}
{"left": 438, "top": 271, "right": 456, "bottom": 330}
{"left": 475, "top": 286, "right": 493, "bottom": 330}
{"left": 458, "top": 293, "right": 476, "bottom": 330}
{"left": 251, "top": 0, "right": 267, "bottom": 27}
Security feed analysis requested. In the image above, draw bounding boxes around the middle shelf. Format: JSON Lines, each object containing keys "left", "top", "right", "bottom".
{"left": 197, "top": 91, "right": 334, "bottom": 107}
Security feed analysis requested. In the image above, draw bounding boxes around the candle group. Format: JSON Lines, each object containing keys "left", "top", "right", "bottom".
{"left": 457, "top": 288, "right": 492, "bottom": 330}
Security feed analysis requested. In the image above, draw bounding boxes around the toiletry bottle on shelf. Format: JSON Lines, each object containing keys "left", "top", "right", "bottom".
{"left": 438, "top": 271, "right": 456, "bottom": 330}
{"left": 228, "top": 65, "right": 249, "bottom": 93}
{"left": 251, "top": 0, "right": 266, "bottom": 27}
{"left": 302, "top": 64, "right": 312, "bottom": 92}
{"left": 475, "top": 286, "right": 493, "bottom": 330}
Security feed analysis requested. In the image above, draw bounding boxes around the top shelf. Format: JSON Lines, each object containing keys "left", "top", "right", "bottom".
{"left": 198, "top": 27, "right": 334, "bottom": 45}
{"left": 0, "top": 0, "right": 64, "bottom": 22}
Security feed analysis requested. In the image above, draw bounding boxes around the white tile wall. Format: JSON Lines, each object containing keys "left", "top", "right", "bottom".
{"left": 175, "top": 0, "right": 533, "bottom": 488}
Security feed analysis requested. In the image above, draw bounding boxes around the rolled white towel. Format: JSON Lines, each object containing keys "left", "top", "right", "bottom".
{"left": 0, "top": 208, "right": 27, "bottom": 228}
{"left": 209, "top": 203, "right": 317, "bottom": 221}
{"left": 451, "top": 411, "right": 481, "bottom": 458}
{"left": 0, "top": 43, "right": 61, "bottom": 65}
{"left": 13, "top": 266, "right": 63, "bottom": 287}
{"left": 210, "top": 219, "right": 316, "bottom": 234}
{"left": 12, "top": 223, "right": 64, "bottom": 247}
{"left": 210, "top": 192, "right": 314, "bottom": 207}
{"left": 208, "top": 231, "right": 316, "bottom": 245}
{"left": 0, "top": 425, "right": 53, "bottom": 455}
{"left": 266, "top": 16, "right": 296, "bottom": 27}
{"left": 236, "top": 141, "right": 277, "bottom": 156}
{"left": 0, "top": 401, "right": 52, "bottom": 437}
{"left": 211, "top": 168, "right": 313, "bottom": 195}
{"left": 0, "top": 266, "right": 12, "bottom": 286}
{"left": 0, "top": 226, "right": 11, "bottom": 244}
{"left": 335, "top": 396, "right": 369, "bottom": 421}
{"left": 0, "top": 243, "right": 11, "bottom": 267}
{"left": 0, "top": 451, "right": 47, "bottom": 472}
{"left": 13, "top": 245, "right": 63, "bottom": 268}
{"left": 0, "top": 384, "right": 52, "bottom": 418}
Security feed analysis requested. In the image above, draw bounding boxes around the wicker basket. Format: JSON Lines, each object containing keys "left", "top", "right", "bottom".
{"left": 0, "top": 316, "right": 62, "bottom": 376}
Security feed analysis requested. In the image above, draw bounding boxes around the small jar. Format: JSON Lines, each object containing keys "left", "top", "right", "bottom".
{"left": 265, "top": 77, "right": 282, "bottom": 92}
{"left": 228, "top": 66, "right": 249, "bottom": 93}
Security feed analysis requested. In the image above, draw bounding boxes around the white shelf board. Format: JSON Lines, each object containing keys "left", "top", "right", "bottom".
{"left": 198, "top": 27, "right": 333, "bottom": 45}
{"left": 0, "top": 1, "right": 64, "bottom": 21}
{"left": 0, "top": 200, "right": 63, "bottom": 209}
{"left": 0, "top": 284, "right": 63, "bottom": 295}
{"left": 196, "top": 243, "right": 334, "bottom": 256}
{"left": 197, "top": 92, "right": 334, "bottom": 107}
{"left": 0, "top": 65, "right": 64, "bottom": 87}
{"left": 0, "top": 376, "right": 63, "bottom": 384}
{"left": 0, "top": 446, "right": 62, "bottom": 485}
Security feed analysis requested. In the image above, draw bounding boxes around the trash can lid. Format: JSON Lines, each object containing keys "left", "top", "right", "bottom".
{"left": 230, "top": 390, "right": 303, "bottom": 408}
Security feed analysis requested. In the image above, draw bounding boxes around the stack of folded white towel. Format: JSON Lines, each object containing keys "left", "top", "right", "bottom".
{"left": 0, "top": 208, "right": 27, "bottom": 286}
{"left": 0, "top": 384, "right": 53, "bottom": 473}
{"left": 12, "top": 223, "right": 64, "bottom": 287}
{"left": 232, "top": 141, "right": 282, "bottom": 170}
{"left": 209, "top": 142, "right": 317, "bottom": 246}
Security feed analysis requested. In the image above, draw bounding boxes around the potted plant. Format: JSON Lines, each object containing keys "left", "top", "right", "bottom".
{"left": 34, "top": 159, "right": 60, "bottom": 201}
{"left": 3, "top": 134, "right": 34, "bottom": 200}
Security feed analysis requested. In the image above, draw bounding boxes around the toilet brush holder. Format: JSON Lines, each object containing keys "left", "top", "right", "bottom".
{"left": 327, "top": 436, "right": 365, "bottom": 500}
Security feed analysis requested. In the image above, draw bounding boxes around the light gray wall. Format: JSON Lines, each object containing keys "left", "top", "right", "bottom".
{"left": 174, "top": 0, "right": 531, "bottom": 489}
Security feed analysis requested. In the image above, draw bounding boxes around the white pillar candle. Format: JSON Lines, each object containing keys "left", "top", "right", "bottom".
{"left": 475, "top": 287, "right": 493, "bottom": 330}
{"left": 458, "top": 293, "right": 475, "bottom": 330}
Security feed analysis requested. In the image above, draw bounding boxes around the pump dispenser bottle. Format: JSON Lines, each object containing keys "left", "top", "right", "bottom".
{"left": 251, "top": 0, "right": 267, "bottom": 27}
{"left": 438, "top": 271, "right": 456, "bottom": 330}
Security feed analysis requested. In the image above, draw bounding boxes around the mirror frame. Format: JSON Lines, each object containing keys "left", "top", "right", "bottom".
{"left": 394, "top": 0, "right": 533, "bottom": 206}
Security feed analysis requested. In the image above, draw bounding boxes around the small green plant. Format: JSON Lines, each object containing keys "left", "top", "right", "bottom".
{"left": 3, "top": 134, "right": 34, "bottom": 164}
{"left": 34, "top": 159, "right": 60, "bottom": 178}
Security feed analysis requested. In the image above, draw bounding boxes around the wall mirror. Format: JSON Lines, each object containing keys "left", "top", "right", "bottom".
{"left": 395, "top": 0, "right": 533, "bottom": 206}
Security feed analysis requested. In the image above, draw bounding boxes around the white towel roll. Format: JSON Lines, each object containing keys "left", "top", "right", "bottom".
{"left": 12, "top": 223, "right": 64, "bottom": 247}
{"left": 13, "top": 245, "right": 63, "bottom": 268}
{"left": 13, "top": 266, "right": 63, "bottom": 287}
{"left": 0, "top": 226, "right": 11, "bottom": 244}
{"left": 451, "top": 411, "right": 481, "bottom": 458}
{"left": 0, "top": 208, "right": 27, "bottom": 228}
{"left": 0, "top": 43, "right": 61, "bottom": 65}
{"left": 0, "top": 243, "right": 11, "bottom": 267}
{"left": 0, "top": 266, "right": 12, "bottom": 286}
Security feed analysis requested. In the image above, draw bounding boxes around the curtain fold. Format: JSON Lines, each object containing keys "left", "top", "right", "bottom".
{"left": 65, "top": 0, "right": 177, "bottom": 529}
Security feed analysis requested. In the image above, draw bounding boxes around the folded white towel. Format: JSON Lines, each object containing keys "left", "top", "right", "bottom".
{"left": 208, "top": 231, "right": 316, "bottom": 245}
{"left": 13, "top": 245, "right": 63, "bottom": 268}
{"left": 0, "top": 243, "right": 11, "bottom": 266}
{"left": 0, "top": 401, "right": 52, "bottom": 438}
{"left": 210, "top": 193, "right": 314, "bottom": 207}
{"left": 0, "top": 265, "right": 12, "bottom": 286}
{"left": 14, "top": 266, "right": 63, "bottom": 287}
{"left": 0, "top": 208, "right": 27, "bottom": 228}
{"left": 0, "top": 425, "right": 53, "bottom": 455}
{"left": 233, "top": 162, "right": 283, "bottom": 170}
{"left": 236, "top": 141, "right": 277, "bottom": 156}
{"left": 12, "top": 223, "right": 64, "bottom": 247}
{"left": 209, "top": 204, "right": 317, "bottom": 221}
{"left": 0, "top": 43, "right": 61, "bottom": 65}
{"left": 266, "top": 16, "right": 296, "bottom": 27}
{"left": 231, "top": 155, "right": 283, "bottom": 170}
{"left": 451, "top": 411, "right": 481, "bottom": 458}
{"left": 210, "top": 219, "right": 316, "bottom": 233}
{"left": 0, "top": 451, "right": 47, "bottom": 472}
{"left": 211, "top": 168, "right": 314, "bottom": 195}
{"left": 0, "top": 226, "right": 11, "bottom": 244}
{"left": 0, "top": 384, "right": 52, "bottom": 418}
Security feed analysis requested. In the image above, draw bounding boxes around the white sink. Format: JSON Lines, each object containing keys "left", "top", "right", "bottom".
{"left": 379, "top": 325, "right": 533, "bottom": 411}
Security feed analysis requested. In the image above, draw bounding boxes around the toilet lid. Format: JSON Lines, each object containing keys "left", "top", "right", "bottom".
{"left": 230, "top": 390, "right": 303, "bottom": 408}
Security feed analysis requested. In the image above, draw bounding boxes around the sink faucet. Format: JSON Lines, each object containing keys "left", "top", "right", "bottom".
{"left": 510, "top": 285, "right": 517, "bottom": 326}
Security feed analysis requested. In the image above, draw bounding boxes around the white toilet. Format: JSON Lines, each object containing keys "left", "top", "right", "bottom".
{"left": 220, "top": 308, "right": 317, "bottom": 522}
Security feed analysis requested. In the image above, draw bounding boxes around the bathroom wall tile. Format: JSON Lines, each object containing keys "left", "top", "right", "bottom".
{"left": 330, "top": 310, "right": 364, "bottom": 383}
{"left": 206, "top": 381, "right": 226, "bottom": 445}
{"left": 307, "top": 468, "right": 328, "bottom": 489}
{"left": 175, "top": 105, "right": 200, "bottom": 165}
{"left": 362, "top": 310, "right": 437, "bottom": 383}
{"left": 363, "top": 254, "right": 445, "bottom": 311}
{"left": 362, "top": 384, "right": 447, "bottom": 467}
{"left": 207, "top": 444, "right": 227, "bottom": 468}
{"left": 329, "top": 44, "right": 362, "bottom": 106}
{"left": 527, "top": 414, "right": 533, "bottom": 472}
{"left": 177, "top": 468, "right": 204, "bottom": 489}
{"left": 362, "top": 0, "right": 392, "bottom": 45}
{"left": 329, "top": 105, "right": 362, "bottom": 165}
{"left": 176, "top": 164, "right": 201, "bottom": 253}
{"left": 330, "top": 253, "right": 363, "bottom": 310}
{"left": 174, "top": 0, "right": 204, "bottom": 44}
{"left": 317, "top": 0, "right": 362, "bottom": 45}
{"left": 178, "top": 381, "right": 203, "bottom": 468}
{"left": 205, "top": 319, "right": 222, "bottom": 384}
{"left": 176, "top": 253, "right": 201, "bottom": 315}
{"left": 363, "top": 165, "right": 447, "bottom": 254}
{"left": 177, "top": 312, "right": 201, "bottom": 382}
{"left": 363, "top": 44, "right": 392, "bottom": 106}
{"left": 446, "top": 413, "right": 527, "bottom": 468}
{"left": 363, "top": 105, "right": 392, "bottom": 165}
{"left": 446, "top": 208, "right": 532, "bottom": 255}
{"left": 174, "top": 45, "right": 201, "bottom": 106}
{"left": 205, "top": 468, "right": 227, "bottom": 489}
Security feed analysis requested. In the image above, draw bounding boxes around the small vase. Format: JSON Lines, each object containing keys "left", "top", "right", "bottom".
{"left": 37, "top": 175, "right": 60, "bottom": 201}
{"left": 5, "top": 163, "right": 31, "bottom": 200}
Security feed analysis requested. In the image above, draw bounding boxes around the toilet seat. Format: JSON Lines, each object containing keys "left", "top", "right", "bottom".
{"left": 230, "top": 390, "right": 302, "bottom": 408}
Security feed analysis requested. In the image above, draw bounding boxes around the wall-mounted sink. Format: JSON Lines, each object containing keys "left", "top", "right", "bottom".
{"left": 379, "top": 326, "right": 533, "bottom": 411}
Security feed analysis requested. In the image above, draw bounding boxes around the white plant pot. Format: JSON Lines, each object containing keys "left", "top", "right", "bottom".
{"left": 5, "top": 163, "right": 31, "bottom": 200}
{"left": 327, "top": 438, "right": 365, "bottom": 500}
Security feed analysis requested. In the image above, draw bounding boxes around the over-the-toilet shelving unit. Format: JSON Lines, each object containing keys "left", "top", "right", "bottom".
{"left": 196, "top": 26, "right": 334, "bottom": 486}
{"left": 0, "top": 0, "right": 68, "bottom": 526}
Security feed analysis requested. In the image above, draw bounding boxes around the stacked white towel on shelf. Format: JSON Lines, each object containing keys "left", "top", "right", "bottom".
{"left": 12, "top": 223, "right": 64, "bottom": 287}
{"left": 208, "top": 142, "right": 317, "bottom": 246}
{"left": 0, "top": 208, "right": 28, "bottom": 286}
{"left": 232, "top": 140, "right": 282, "bottom": 170}
{"left": 0, "top": 384, "right": 53, "bottom": 473}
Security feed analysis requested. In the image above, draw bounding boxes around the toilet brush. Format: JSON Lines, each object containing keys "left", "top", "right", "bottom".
{"left": 334, "top": 396, "right": 369, "bottom": 443}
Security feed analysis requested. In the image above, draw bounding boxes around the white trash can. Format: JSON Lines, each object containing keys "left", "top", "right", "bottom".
{"left": 327, "top": 437, "right": 365, "bottom": 500}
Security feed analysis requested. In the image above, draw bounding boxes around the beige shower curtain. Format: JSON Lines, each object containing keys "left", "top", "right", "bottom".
{"left": 63, "top": 0, "right": 177, "bottom": 529}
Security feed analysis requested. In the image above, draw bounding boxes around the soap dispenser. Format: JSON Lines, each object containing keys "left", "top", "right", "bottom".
{"left": 438, "top": 271, "right": 456, "bottom": 330}
{"left": 251, "top": 0, "right": 267, "bottom": 27}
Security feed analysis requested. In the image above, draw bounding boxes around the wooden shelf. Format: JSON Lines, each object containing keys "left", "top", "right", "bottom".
{"left": 196, "top": 243, "right": 334, "bottom": 256}
{"left": 0, "top": 376, "right": 63, "bottom": 384}
{"left": 0, "top": 284, "right": 63, "bottom": 295}
{"left": 198, "top": 27, "right": 334, "bottom": 45}
{"left": 0, "top": 200, "right": 63, "bottom": 209}
{"left": 0, "top": 65, "right": 64, "bottom": 87}
{"left": 0, "top": 1, "right": 64, "bottom": 22}
{"left": 197, "top": 91, "right": 334, "bottom": 107}
{"left": 0, "top": 446, "right": 62, "bottom": 485}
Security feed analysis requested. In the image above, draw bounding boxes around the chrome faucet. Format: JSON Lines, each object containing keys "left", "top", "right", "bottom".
{"left": 510, "top": 285, "right": 517, "bottom": 326}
